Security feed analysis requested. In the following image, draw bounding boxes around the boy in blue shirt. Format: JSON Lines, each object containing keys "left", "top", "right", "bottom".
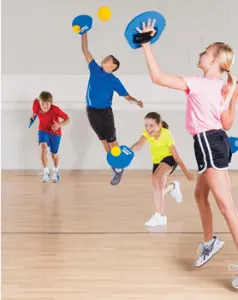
{"left": 81, "top": 32, "right": 143, "bottom": 185}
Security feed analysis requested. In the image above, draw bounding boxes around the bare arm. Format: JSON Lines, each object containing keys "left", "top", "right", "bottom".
{"left": 51, "top": 117, "right": 70, "bottom": 132}
{"left": 170, "top": 145, "right": 195, "bottom": 181}
{"left": 137, "top": 19, "right": 187, "bottom": 91}
{"left": 131, "top": 136, "right": 147, "bottom": 152}
{"left": 124, "top": 95, "right": 143, "bottom": 108}
{"left": 221, "top": 82, "right": 238, "bottom": 130}
{"left": 59, "top": 117, "right": 70, "bottom": 127}
{"left": 142, "top": 43, "right": 187, "bottom": 91}
{"left": 81, "top": 33, "right": 93, "bottom": 64}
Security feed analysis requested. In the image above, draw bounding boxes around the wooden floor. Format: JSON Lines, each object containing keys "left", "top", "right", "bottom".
{"left": 2, "top": 171, "right": 238, "bottom": 299}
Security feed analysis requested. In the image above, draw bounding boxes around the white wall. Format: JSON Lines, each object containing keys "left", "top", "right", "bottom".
{"left": 1, "top": 0, "right": 238, "bottom": 170}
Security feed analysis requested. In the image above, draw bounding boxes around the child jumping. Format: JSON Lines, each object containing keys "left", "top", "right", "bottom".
{"left": 136, "top": 19, "right": 238, "bottom": 288}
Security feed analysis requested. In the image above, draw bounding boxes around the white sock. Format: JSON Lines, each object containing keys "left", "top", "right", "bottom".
{"left": 204, "top": 237, "right": 215, "bottom": 247}
{"left": 44, "top": 167, "right": 49, "bottom": 174}
{"left": 53, "top": 167, "right": 59, "bottom": 172}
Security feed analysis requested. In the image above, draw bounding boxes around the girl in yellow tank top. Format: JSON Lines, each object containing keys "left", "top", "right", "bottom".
{"left": 131, "top": 112, "right": 194, "bottom": 227}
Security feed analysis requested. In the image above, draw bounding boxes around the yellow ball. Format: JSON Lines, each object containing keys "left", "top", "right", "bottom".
{"left": 111, "top": 146, "right": 121, "bottom": 157}
{"left": 72, "top": 25, "right": 81, "bottom": 34}
{"left": 98, "top": 6, "right": 112, "bottom": 22}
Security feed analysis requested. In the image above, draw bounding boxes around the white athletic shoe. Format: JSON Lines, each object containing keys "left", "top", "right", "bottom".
{"left": 170, "top": 180, "right": 183, "bottom": 203}
{"left": 52, "top": 171, "right": 60, "bottom": 183}
{"left": 195, "top": 236, "right": 224, "bottom": 267}
{"left": 228, "top": 264, "right": 238, "bottom": 289}
{"left": 144, "top": 213, "right": 167, "bottom": 227}
{"left": 41, "top": 172, "right": 50, "bottom": 183}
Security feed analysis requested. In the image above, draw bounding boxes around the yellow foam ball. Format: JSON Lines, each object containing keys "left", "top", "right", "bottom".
{"left": 111, "top": 146, "right": 121, "bottom": 157}
{"left": 98, "top": 6, "right": 112, "bottom": 22}
{"left": 72, "top": 25, "right": 81, "bottom": 34}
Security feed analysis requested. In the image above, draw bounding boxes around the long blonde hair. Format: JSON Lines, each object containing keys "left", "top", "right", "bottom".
{"left": 209, "top": 42, "right": 236, "bottom": 103}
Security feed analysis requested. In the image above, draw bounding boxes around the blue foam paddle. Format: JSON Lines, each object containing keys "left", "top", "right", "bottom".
{"left": 107, "top": 145, "right": 134, "bottom": 169}
{"left": 72, "top": 15, "right": 93, "bottom": 35}
{"left": 28, "top": 115, "right": 37, "bottom": 128}
{"left": 125, "top": 11, "right": 166, "bottom": 49}
{"left": 229, "top": 137, "right": 238, "bottom": 154}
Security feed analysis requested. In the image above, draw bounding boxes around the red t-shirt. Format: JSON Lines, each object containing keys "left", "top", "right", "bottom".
{"left": 33, "top": 99, "right": 68, "bottom": 136}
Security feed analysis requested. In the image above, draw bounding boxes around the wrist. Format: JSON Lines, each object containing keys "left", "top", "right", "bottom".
{"left": 141, "top": 42, "right": 150, "bottom": 48}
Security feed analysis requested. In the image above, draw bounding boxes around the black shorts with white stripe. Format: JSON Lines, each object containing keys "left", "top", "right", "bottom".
{"left": 193, "top": 129, "right": 232, "bottom": 174}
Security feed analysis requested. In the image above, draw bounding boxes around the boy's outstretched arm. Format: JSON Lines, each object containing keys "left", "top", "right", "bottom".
{"left": 124, "top": 95, "right": 143, "bottom": 108}
{"left": 81, "top": 32, "right": 93, "bottom": 64}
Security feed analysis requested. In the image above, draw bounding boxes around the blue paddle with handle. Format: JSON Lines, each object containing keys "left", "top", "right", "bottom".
{"left": 124, "top": 11, "right": 166, "bottom": 49}
{"left": 229, "top": 137, "right": 238, "bottom": 154}
{"left": 107, "top": 145, "right": 134, "bottom": 169}
{"left": 72, "top": 15, "right": 93, "bottom": 35}
{"left": 28, "top": 115, "right": 37, "bottom": 128}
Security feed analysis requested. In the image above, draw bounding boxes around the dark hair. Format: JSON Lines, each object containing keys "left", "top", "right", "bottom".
{"left": 109, "top": 55, "right": 120, "bottom": 72}
{"left": 39, "top": 91, "right": 53, "bottom": 103}
{"left": 145, "top": 112, "right": 169, "bottom": 129}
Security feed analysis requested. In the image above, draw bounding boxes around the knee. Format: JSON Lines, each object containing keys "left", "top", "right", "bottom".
{"left": 40, "top": 143, "right": 48, "bottom": 153}
{"left": 102, "top": 140, "right": 108, "bottom": 146}
{"left": 152, "top": 175, "right": 165, "bottom": 189}
{"left": 195, "top": 189, "right": 208, "bottom": 205}
{"left": 51, "top": 153, "right": 57, "bottom": 159}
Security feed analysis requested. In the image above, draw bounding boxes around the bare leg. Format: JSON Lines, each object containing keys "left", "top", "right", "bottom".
{"left": 152, "top": 163, "right": 173, "bottom": 215}
{"left": 40, "top": 143, "right": 48, "bottom": 168}
{"left": 204, "top": 169, "right": 238, "bottom": 250}
{"left": 51, "top": 153, "right": 59, "bottom": 169}
{"left": 195, "top": 174, "right": 212, "bottom": 242}
{"left": 101, "top": 140, "right": 111, "bottom": 153}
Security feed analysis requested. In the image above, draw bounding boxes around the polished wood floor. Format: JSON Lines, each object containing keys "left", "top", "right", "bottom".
{"left": 2, "top": 171, "right": 238, "bottom": 299}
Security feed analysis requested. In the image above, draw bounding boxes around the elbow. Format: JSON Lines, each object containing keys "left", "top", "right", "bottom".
{"left": 151, "top": 76, "right": 160, "bottom": 84}
{"left": 151, "top": 74, "right": 164, "bottom": 85}
{"left": 222, "top": 121, "right": 233, "bottom": 131}
{"left": 223, "top": 124, "right": 232, "bottom": 131}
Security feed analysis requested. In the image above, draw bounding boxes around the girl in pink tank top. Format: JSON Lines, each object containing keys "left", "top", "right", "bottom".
{"left": 136, "top": 19, "right": 238, "bottom": 288}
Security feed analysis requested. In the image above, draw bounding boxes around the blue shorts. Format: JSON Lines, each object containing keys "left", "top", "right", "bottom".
{"left": 38, "top": 131, "right": 61, "bottom": 154}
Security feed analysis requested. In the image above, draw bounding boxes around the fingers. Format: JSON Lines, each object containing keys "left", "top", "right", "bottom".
{"left": 136, "top": 18, "right": 156, "bottom": 33}
{"left": 151, "top": 18, "right": 156, "bottom": 28}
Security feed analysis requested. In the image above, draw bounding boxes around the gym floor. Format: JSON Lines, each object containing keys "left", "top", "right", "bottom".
{"left": 2, "top": 170, "right": 238, "bottom": 299}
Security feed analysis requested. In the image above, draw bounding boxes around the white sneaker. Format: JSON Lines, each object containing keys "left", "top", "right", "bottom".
{"left": 170, "top": 181, "right": 183, "bottom": 203}
{"left": 195, "top": 236, "right": 224, "bottom": 267}
{"left": 41, "top": 172, "right": 50, "bottom": 183}
{"left": 144, "top": 213, "right": 167, "bottom": 227}
{"left": 228, "top": 264, "right": 238, "bottom": 289}
{"left": 52, "top": 171, "right": 60, "bottom": 183}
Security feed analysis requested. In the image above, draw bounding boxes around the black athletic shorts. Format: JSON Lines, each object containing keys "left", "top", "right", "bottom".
{"left": 153, "top": 156, "right": 177, "bottom": 174}
{"left": 193, "top": 129, "right": 232, "bottom": 173}
{"left": 86, "top": 106, "right": 116, "bottom": 143}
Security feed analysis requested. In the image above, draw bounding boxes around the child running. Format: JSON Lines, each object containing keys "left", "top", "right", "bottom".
{"left": 30, "top": 91, "right": 70, "bottom": 183}
{"left": 131, "top": 112, "right": 195, "bottom": 227}
{"left": 136, "top": 19, "right": 238, "bottom": 288}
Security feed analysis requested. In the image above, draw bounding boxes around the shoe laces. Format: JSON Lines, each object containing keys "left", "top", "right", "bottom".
{"left": 197, "top": 240, "right": 215, "bottom": 259}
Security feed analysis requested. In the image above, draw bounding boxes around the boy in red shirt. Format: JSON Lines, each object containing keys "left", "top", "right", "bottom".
{"left": 31, "top": 91, "right": 70, "bottom": 183}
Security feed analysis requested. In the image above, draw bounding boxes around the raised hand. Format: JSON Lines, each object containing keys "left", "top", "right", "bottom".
{"left": 136, "top": 18, "right": 156, "bottom": 37}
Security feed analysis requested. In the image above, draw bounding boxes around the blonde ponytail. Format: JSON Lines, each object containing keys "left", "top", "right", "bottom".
{"left": 223, "top": 72, "right": 237, "bottom": 106}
